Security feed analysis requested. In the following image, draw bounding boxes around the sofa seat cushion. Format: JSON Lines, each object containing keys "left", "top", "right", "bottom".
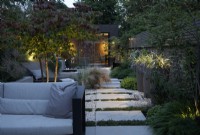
{"left": 0, "top": 114, "right": 73, "bottom": 135}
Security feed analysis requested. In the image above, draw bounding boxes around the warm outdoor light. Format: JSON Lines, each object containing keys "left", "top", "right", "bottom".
{"left": 99, "top": 42, "right": 108, "bottom": 56}
{"left": 27, "top": 52, "right": 35, "bottom": 61}
{"left": 129, "top": 37, "right": 134, "bottom": 41}
{"left": 129, "top": 37, "right": 135, "bottom": 48}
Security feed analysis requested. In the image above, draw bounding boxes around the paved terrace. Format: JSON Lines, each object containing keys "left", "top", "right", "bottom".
{"left": 85, "top": 78, "right": 153, "bottom": 135}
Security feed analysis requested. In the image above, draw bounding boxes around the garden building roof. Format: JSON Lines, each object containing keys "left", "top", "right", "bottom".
{"left": 129, "top": 21, "right": 200, "bottom": 49}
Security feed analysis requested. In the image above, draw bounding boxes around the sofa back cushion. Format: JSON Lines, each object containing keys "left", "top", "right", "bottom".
{"left": 3, "top": 83, "right": 53, "bottom": 100}
{"left": 45, "top": 82, "right": 77, "bottom": 118}
{"left": 0, "top": 97, "right": 48, "bottom": 115}
{"left": 30, "top": 69, "right": 46, "bottom": 80}
{"left": 3, "top": 82, "right": 76, "bottom": 100}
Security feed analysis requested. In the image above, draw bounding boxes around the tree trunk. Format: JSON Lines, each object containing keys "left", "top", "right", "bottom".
{"left": 195, "top": 42, "right": 200, "bottom": 115}
{"left": 45, "top": 55, "right": 49, "bottom": 82}
{"left": 38, "top": 58, "right": 44, "bottom": 82}
{"left": 54, "top": 54, "right": 59, "bottom": 82}
{"left": 190, "top": 15, "right": 200, "bottom": 115}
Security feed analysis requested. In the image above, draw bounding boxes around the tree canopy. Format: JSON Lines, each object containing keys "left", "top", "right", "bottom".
{"left": 81, "top": 0, "right": 119, "bottom": 24}
{"left": 119, "top": 0, "right": 200, "bottom": 47}
{"left": 0, "top": 0, "right": 100, "bottom": 82}
{"left": 118, "top": 0, "right": 200, "bottom": 115}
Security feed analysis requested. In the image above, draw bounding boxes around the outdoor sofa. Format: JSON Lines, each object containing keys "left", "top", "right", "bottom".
{"left": 0, "top": 82, "right": 85, "bottom": 135}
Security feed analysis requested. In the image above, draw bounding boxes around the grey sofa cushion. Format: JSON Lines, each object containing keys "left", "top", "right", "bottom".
{"left": 0, "top": 115, "right": 73, "bottom": 135}
{"left": 3, "top": 83, "right": 52, "bottom": 100}
{"left": 3, "top": 82, "right": 74, "bottom": 100}
{"left": 45, "top": 82, "right": 77, "bottom": 118}
{"left": 60, "top": 78, "right": 75, "bottom": 83}
{"left": 30, "top": 69, "right": 46, "bottom": 80}
{"left": 0, "top": 98, "right": 48, "bottom": 115}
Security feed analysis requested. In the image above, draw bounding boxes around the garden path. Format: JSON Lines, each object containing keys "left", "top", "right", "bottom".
{"left": 85, "top": 78, "right": 153, "bottom": 135}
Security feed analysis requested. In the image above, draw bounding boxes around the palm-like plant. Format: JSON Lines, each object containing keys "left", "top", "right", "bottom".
{"left": 134, "top": 51, "right": 171, "bottom": 69}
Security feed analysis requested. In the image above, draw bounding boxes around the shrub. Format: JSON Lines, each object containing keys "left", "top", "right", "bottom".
{"left": 147, "top": 105, "right": 162, "bottom": 117}
{"left": 134, "top": 52, "right": 171, "bottom": 69}
{"left": 0, "top": 49, "right": 26, "bottom": 82}
{"left": 110, "top": 62, "right": 135, "bottom": 79}
{"left": 146, "top": 105, "right": 162, "bottom": 123}
{"left": 150, "top": 70, "right": 169, "bottom": 105}
{"left": 82, "top": 68, "right": 110, "bottom": 89}
{"left": 149, "top": 49, "right": 195, "bottom": 105}
{"left": 147, "top": 102, "right": 200, "bottom": 135}
{"left": 0, "top": 59, "right": 26, "bottom": 82}
{"left": 148, "top": 48, "right": 196, "bottom": 105}
{"left": 121, "top": 77, "right": 137, "bottom": 90}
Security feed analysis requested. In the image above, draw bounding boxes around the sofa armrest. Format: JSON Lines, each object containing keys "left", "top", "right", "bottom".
{"left": 72, "top": 86, "right": 85, "bottom": 135}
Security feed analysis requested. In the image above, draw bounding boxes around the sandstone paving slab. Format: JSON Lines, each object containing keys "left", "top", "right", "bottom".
{"left": 96, "top": 111, "right": 146, "bottom": 121}
{"left": 86, "top": 126, "right": 153, "bottom": 135}
{"left": 86, "top": 111, "right": 96, "bottom": 122}
{"left": 86, "top": 100, "right": 151, "bottom": 109}
{"left": 100, "top": 67, "right": 111, "bottom": 73}
{"left": 86, "top": 89, "right": 144, "bottom": 101}
{"left": 85, "top": 94, "right": 97, "bottom": 101}
{"left": 86, "top": 111, "right": 146, "bottom": 121}
{"left": 101, "top": 83, "right": 121, "bottom": 88}
{"left": 110, "top": 78, "right": 119, "bottom": 80}
{"left": 86, "top": 94, "right": 137, "bottom": 100}
{"left": 110, "top": 78, "right": 120, "bottom": 82}
{"left": 86, "top": 88, "right": 140, "bottom": 94}
{"left": 102, "top": 79, "right": 120, "bottom": 83}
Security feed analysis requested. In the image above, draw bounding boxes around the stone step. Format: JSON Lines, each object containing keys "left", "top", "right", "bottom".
{"left": 86, "top": 88, "right": 138, "bottom": 94}
{"left": 86, "top": 93, "right": 139, "bottom": 101}
{"left": 86, "top": 126, "right": 153, "bottom": 135}
{"left": 110, "top": 78, "right": 120, "bottom": 82}
{"left": 85, "top": 89, "right": 145, "bottom": 101}
{"left": 103, "top": 81, "right": 120, "bottom": 84}
{"left": 86, "top": 100, "right": 151, "bottom": 109}
{"left": 86, "top": 88, "right": 141, "bottom": 94}
{"left": 101, "top": 83, "right": 121, "bottom": 88}
{"left": 86, "top": 111, "right": 146, "bottom": 121}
